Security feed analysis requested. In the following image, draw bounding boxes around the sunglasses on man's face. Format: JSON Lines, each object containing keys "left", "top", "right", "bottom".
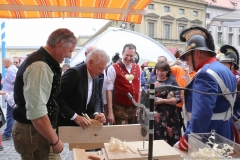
{"left": 14, "top": 62, "right": 19, "bottom": 64}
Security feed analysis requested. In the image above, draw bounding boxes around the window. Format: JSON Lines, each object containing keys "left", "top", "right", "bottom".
{"left": 179, "top": 9, "right": 185, "bottom": 14}
{"left": 239, "top": 35, "right": 240, "bottom": 45}
{"left": 218, "top": 26, "right": 222, "bottom": 31}
{"left": 164, "top": 24, "right": 170, "bottom": 39}
{"left": 148, "top": 4, "right": 154, "bottom": 9}
{"left": 206, "top": 13, "right": 210, "bottom": 18}
{"left": 229, "top": 34, "right": 233, "bottom": 45}
{"left": 207, "top": 24, "right": 210, "bottom": 30}
{"left": 218, "top": 32, "right": 222, "bottom": 44}
{"left": 131, "top": 24, "right": 135, "bottom": 31}
{"left": 229, "top": 27, "right": 232, "bottom": 32}
{"left": 164, "top": 6, "right": 170, "bottom": 12}
{"left": 193, "top": 11, "right": 198, "bottom": 16}
{"left": 148, "top": 22, "right": 154, "bottom": 38}
{"left": 179, "top": 26, "right": 184, "bottom": 33}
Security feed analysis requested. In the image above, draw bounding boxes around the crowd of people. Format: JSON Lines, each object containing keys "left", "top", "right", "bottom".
{"left": 0, "top": 26, "right": 239, "bottom": 159}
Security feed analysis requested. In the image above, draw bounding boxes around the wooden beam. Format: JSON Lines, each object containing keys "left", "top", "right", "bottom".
{"left": 59, "top": 124, "right": 145, "bottom": 143}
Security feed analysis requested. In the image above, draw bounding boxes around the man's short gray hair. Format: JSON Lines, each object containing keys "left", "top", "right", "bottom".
{"left": 158, "top": 56, "right": 167, "bottom": 61}
{"left": 85, "top": 45, "right": 98, "bottom": 55}
{"left": 47, "top": 28, "right": 78, "bottom": 48}
{"left": 3, "top": 57, "right": 14, "bottom": 63}
{"left": 85, "top": 49, "right": 110, "bottom": 65}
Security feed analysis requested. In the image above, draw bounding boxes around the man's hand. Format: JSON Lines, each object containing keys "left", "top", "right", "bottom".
{"left": 154, "top": 97, "right": 164, "bottom": 104}
{"left": 52, "top": 139, "right": 64, "bottom": 154}
{"left": 107, "top": 112, "right": 115, "bottom": 125}
{"left": 95, "top": 113, "right": 106, "bottom": 123}
{"left": 136, "top": 108, "right": 140, "bottom": 122}
{"left": 74, "top": 115, "right": 91, "bottom": 129}
{"left": 5, "top": 92, "right": 9, "bottom": 98}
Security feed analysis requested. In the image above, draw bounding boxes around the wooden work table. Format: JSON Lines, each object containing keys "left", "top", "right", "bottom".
{"left": 58, "top": 125, "right": 188, "bottom": 160}
{"left": 72, "top": 140, "right": 188, "bottom": 160}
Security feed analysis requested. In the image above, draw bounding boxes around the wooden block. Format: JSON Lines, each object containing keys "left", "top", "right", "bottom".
{"left": 59, "top": 124, "right": 144, "bottom": 144}
{"left": 103, "top": 140, "right": 184, "bottom": 160}
{"left": 84, "top": 114, "right": 91, "bottom": 121}
{"left": 137, "top": 148, "right": 148, "bottom": 155}
{"left": 173, "top": 148, "right": 188, "bottom": 159}
{"left": 69, "top": 143, "right": 104, "bottom": 150}
{"left": 90, "top": 119, "right": 103, "bottom": 126}
{"left": 128, "top": 146, "right": 137, "bottom": 154}
{"left": 72, "top": 148, "right": 87, "bottom": 160}
{"left": 87, "top": 154, "right": 101, "bottom": 160}
{"left": 102, "top": 148, "right": 109, "bottom": 160}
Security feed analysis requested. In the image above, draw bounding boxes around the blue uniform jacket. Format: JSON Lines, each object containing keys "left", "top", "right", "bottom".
{"left": 233, "top": 95, "right": 240, "bottom": 121}
{"left": 233, "top": 74, "right": 240, "bottom": 121}
{"left": 184, "top": 61, "right": 237, "bottom": 141}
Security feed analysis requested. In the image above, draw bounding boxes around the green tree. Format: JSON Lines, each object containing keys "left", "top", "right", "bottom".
{"left": 218, "top": 36, "right": 228, "bottom": 46}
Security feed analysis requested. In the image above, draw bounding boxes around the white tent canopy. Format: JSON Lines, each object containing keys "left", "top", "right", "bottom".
{"left": 210, "top": 10, "right": 240, "bottom": 27}
{"left": 70, "top": 27, "right": 176, "bottom": 66}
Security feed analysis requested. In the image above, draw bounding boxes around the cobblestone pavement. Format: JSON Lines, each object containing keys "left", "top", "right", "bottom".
{"left": 0, "top": 106, "right": 73, "bottom": 160}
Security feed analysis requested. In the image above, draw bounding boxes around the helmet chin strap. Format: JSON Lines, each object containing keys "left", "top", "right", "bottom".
{"left": 229, "top": 62, "right": 233, "bottom": 71}
{"left": 191, "top": 50, "right": 196, "bottom": 71}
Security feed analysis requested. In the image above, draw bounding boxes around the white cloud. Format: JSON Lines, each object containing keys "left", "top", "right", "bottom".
{"left": 3, "top": 18, "right": 109, "bottom": 46}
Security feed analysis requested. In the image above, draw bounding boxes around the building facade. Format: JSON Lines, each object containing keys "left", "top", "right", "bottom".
{"left": 205, "top": 0, "right": 240, "bottom": 51}
{"left": 81, "top": 0, "right": 207, "bottom": 53}
{"left": 82, "top": 0, "right": 240, "bottom": 54}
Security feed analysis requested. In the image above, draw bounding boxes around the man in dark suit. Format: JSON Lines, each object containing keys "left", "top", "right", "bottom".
{"left": 57, "top": 49, "right": 110, "bottom": 129}
{"left": 76, "top": 45, "right": 105, "bottom": 113}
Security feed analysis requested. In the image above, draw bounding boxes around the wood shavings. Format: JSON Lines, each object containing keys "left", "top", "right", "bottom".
{"left": 108, "top": 137, "right": 128, "bottom": 152}
{"left": 190, "top": 130, "right": 234, "bottom": 159}
{"left": 190, "top": 147, "right": 224, "bottom": 160}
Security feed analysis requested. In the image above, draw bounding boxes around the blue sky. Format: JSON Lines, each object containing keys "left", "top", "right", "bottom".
{"left": 2, "top": 18, "right": 109, "bottom": 46}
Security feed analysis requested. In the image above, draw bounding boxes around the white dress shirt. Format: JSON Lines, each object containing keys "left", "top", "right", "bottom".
{"left": 106, "top": 61, "right": 141, "bottom": 91}
{"left": 101, "top": 72, "right": 108, "bottom": 105}
{"left": 71, "top": 69, "right": 93, "bottom": 120}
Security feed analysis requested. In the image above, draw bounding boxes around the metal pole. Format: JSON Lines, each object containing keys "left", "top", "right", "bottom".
{"left": 1, "top": 19, "right": 6, "bottom": 77}
{"left": 148, "top": 83, "right": 155, "bottom": 160}
{"left": 1, "top": 19, "right": 6, "bottom": 108}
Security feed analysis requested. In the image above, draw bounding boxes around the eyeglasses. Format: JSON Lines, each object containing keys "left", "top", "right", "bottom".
{"left": 14, "top": 62, "right": 19, "bottom": 64}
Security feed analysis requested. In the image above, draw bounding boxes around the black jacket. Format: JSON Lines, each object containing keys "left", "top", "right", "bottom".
{"left": 56, "top": 63, "right": 100, "bottom": 126}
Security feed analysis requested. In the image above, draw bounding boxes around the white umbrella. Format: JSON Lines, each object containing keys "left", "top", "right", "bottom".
{"left": 70, "top": 27, "right": 176, "bottom": 67}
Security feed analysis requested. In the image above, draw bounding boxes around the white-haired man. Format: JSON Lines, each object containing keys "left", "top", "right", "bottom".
{"left": 57, "top": 49, "right": 110, "bottom": 128}
{"left": 2, "top": 57, "right": 18, "bottom": 141}
{"left": 76, "top": 45, "right": 105, "bottom": 113}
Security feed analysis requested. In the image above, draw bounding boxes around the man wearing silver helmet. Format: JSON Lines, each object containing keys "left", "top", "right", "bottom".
{"left": 219, "top": 45, "right": 240, "bottom": 132}
{"left": 175, "top": 26, "right": 237, "bottom": 151}
{"left": 219, "top": 45, "right": 239, "bottom": 76}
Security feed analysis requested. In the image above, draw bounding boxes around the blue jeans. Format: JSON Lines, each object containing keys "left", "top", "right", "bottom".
{"left": 3, "top": 103, "right": 14, "bottom": 137}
